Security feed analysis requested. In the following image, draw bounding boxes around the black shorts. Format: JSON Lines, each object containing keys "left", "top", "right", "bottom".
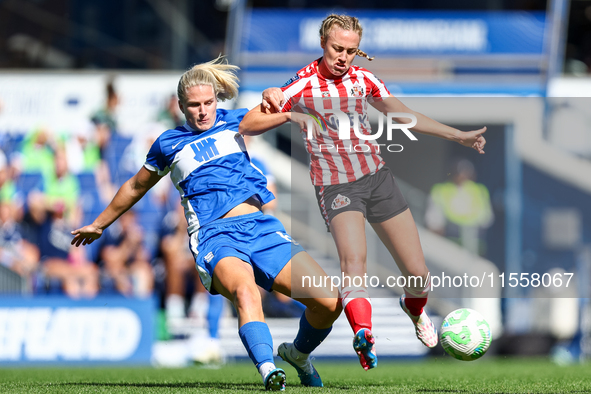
{"left": 314, "top": 166, "right": 409, "bottom": 231}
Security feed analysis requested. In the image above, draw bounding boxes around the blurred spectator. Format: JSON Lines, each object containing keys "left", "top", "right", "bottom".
{"left": 425, "top": 158, "right": 494, "bottom": 256}
{"left": 36, "top": 205, "right": 98, "bottom": 298}
{"left": 91, "top": 80, "right": 119, "bottom": 133}
{"left": 63, "top": 120, "right": 115, "bottom": 203}
{"left": 0, "top": 201, "right": 39, "bottom": 279}
{"left": 28, "top": 147, "right": 98, "bottom": 297}
{"left": 63, "top": 121, "right": 102, "bottom": 174}
{"left": 91, "top": 80, "right": 120, "bottom": 156}
{"left": 99, "top": 209, "right": 154, "bottom": 297}
{"left": 0, "top": 150, "right": 39, "bottom": 281}
{"left": 17, "top": 127, "right": 55, "bottom": 180}
{"left": 156, "top": 94, "right": 184, "bottom": 129}
{"left": 44, "top": 147, "right": 82, "bottom": 222}
{"left": 0, "top": 149, "right": 19, "bottom": 211}
{"left": 26, "top": 146, "right": 80, "bottom": 229}
{"left": 160, "top": 198, "right": 224, "bottom": 363}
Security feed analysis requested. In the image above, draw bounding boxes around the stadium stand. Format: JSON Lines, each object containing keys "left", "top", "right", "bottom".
{"left": 103, "top": 134, "right": 134, "bottom": 186}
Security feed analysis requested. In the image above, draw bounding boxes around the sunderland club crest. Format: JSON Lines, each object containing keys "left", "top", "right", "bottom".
{"left": 350, "top": 84, "right": 365, "bottom": 97}
{"left": 332, "top": 194, "right": 351, "bottom": 210}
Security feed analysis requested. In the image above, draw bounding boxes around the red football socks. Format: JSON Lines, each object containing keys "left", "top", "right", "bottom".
{"left": 341, "top": 287, "right": 372, "bottom": 333}
{"left": 402, "top": 292, "right": 427, "bottom": 317}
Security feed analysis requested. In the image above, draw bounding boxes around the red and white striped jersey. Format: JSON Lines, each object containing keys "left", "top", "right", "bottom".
{"left": 280, "top": 58, "right": 391, "bottom": 186}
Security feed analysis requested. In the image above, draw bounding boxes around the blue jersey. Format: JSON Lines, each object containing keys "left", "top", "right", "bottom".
{"left": 144, "top": 108, "right": 274, "bottom": 235}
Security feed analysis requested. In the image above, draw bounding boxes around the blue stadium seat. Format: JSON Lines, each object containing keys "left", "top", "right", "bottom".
{"left": 84, "top": 236, "right": 103, "bottom": 264}
{"left": 0, "top": 133, "right": 25, "bottom": 157}
{"left": 103, "top": 134, "right": 133, "bottom": 186}
{"left": 33, "top": 273, "right": 65, "bottom": 296}
{"left": 78, "top": 170, "right": 105, "bottom": 233}
{"left": 80, "top": 189, "right": 103, "bottom": 216}
{"left": 76, "top": 171, "right": 96, "bottom": 190}
{"left": 15, "top": 172, "right": 43, "bottom": 195}
{"left": 76, "top": 171, "right": 103, "bottom": 214}
{"left": 132, "top": 190, "right": 165, "bottom": 260}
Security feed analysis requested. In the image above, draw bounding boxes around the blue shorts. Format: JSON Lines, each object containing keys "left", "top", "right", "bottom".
{"left": 189, "top": 211, "right": 305, "bottom": 294}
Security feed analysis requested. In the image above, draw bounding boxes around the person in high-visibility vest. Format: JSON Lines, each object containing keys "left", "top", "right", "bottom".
{"left": 425, "top": 158, "right": 494, "bottom": 256}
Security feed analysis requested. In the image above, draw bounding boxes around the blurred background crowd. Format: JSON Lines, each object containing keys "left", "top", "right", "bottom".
{"left": 1, "top": 0, "right": 591, "bottom": 366}
{"left": 0, "top": 78, "right": 304, "bottom": 357}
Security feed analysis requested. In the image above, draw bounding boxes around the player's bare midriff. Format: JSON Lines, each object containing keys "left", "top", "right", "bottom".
{"left": 221, "top": 196, "right": 262, "bottom": 219}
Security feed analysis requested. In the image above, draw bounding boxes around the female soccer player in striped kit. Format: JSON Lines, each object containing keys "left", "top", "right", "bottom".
{"left": 240, "top": 14, "right": 487, "bottom": 371}
{"left": 71, "top": 57, "right": 341, "bottom": 390}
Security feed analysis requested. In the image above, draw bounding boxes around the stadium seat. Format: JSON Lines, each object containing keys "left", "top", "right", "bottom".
{"left": 84, "top": 236, "right": 103, "bottom": 264}
{"left": 133, "top": 190, "right": 165, "bottom": 259}
{"left": 0, "top": 132, "right": 25, "bottom": 157}
{"left": 33, "top": 273, "right": 65, "bottom": 296}
{"left": 15, "top": 172, "right": 43, "bottom": 195}
{"left": 103, "top": 135, "right": 133, "bottom": 186}
{"left": 77, "top": 172, "right": 101, "bottom": 214}
{"left": 76, "top": 172, "right": 96, "bottom": 190}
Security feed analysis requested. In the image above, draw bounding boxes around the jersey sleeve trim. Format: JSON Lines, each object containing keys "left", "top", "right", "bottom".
{"left": 143, "top": 163, "right": 169, "bottom": 176}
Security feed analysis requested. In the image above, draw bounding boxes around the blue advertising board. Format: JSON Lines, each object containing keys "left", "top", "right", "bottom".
{"left": 0, "top": 296, "right": 155, "bottom": 365}
{"left": 243, "top": 10, "right": 546, "bottom": 56}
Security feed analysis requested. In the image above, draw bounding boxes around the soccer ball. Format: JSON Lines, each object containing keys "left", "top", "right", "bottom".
{"left": 440, "top": 308, "right": 492, "bottom": 361}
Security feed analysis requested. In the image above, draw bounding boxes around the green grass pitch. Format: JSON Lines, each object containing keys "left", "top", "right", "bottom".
{"left": 0, "top": 358, "right": 590, "bottom": 393}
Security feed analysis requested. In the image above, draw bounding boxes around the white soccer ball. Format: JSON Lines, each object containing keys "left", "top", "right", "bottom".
{"left": 440, "top": 308, "right": 492, "bottom": 361}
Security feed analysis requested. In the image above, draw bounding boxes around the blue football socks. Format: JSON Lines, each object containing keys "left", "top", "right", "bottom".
{"left": 207, "top": 294, "right": 224, "bottom": 339}
{"left": 239, "top": 321, "right": 274, "bottom": 367}
{"left": 293, "top": 312, "right": 332, "bottom": 354}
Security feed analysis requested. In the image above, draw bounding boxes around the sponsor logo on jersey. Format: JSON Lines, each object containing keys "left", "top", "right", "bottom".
{"left": 322, "top": 91, "right": 330, "bottom": 98}
{"left": 331, "top": 194, "right": 351, "bottom": 210}
{"left": 281, "top": 74, "right": 300, "bottom": 87}
{"left": 190, "top": 138, "right": 219, "bottom": 162}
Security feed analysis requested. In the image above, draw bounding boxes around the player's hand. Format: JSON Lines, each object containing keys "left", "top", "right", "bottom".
{"left": 291, "top": 112, "right": 322, "bottom": 139}
{"left": 71, "top": 224, "right": 103, "bottom": 247}
{"left": 262, "top": 88, "right": 284, "bottom": 113}
{"left": 458, "top": 127, "right": 487, "bottom": 154}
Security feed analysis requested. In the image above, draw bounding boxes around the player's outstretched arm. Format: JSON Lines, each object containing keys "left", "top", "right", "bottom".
{"left": 240, "top": 103, "right": 322, "bottom": 138}
{"left": 239, "top": 103, "right": 291, "bottom": 136}
{"left": 240, "top": 88, "right": 322, "bottom": 137}
{"left": 371, "top": 96, "right": 487, "bottom": 154}
{"left": 71, "top": 167, "right": 162, "bottom": 247}
{"left": 455, "top": 127, "right": 487, "bottom": 154}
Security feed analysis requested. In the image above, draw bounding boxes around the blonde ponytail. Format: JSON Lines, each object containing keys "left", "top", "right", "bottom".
{"left": 356, "top": 49, "right": 374, "bottom": 61}
{"left": 177, "top": 56, "right": 239, "bottom": 103}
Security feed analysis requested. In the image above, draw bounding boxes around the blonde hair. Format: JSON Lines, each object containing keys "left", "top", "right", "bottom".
{"left": 177, "top": 56, "right": 239, "bottom": 103}
{"left": 319, "top": 14, "right": 374, "bottom": 61}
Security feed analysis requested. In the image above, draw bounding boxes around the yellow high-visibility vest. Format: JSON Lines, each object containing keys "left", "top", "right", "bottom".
{"left": 430, "top": 180, "right": 493, "bottom": 227}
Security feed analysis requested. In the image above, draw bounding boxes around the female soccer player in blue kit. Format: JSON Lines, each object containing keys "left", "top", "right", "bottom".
{"left": 71, "top": 57, "right": 341, "bottom": 391}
